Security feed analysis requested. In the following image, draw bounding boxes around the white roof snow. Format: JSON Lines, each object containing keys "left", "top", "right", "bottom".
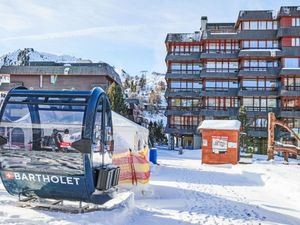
{"left": 198, "top": 120, "right": 241, "bottom": 131}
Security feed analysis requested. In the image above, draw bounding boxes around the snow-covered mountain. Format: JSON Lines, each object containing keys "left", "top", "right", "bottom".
{"left": 0, "top": 48, "right": 167, "bottom": 124}
{"left": 114, "top": 68, "right": 167, "bottom": 125}
{"left": 0, "top": 48, "right": 80, "bottom": 67}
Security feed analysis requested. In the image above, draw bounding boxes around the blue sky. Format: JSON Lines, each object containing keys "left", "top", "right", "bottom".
{"left": 0, "top": 0, "right": 299, "bottom": 75}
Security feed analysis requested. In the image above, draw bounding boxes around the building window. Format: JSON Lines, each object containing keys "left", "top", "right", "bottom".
{"left": 250, "top": 21, "right": 258, "bottom": 29}
{"left": 243, "top": 40, "right": 278, "bottom": 49}
{"left": 205, "top": 80, "right": 238, "bottom": 91}
{"left": 292, "top": 38, "right": 300, "bottom": 47}
{"left": 249, "top": 117, "right": 267, "bottom": 130}
{"left": 206, "top": 41, "right": 239, "bottom": 53}
{"left": 204, "top": 97, "right": 238, "bottom": 109}
{"left": 243, "top": 79, "right": 277, "bottom": 91}
{"left": 169, "top": 80, "right": 202, "bottom": 91}
{"left": 292, "top": 18, "right": 300, "bottom": 26}
{"left": 242, "top": 20, "right": 277, "bottom": 30}
{"left": 242, "top": 97, "right": 277, "bottom": 111}
{"left": 169, "top": 63, "right": 202, "bottom": 74}
{"left": 206, "top": 61, "right": 238, "bottom": 72}
{"left": 282, "top": 97, "right": 300, "bottom": 110}
{"left": 283, "top": 77, "right": 300, "bottom": 90}
{"left": 243, "top": 60, "right": 278, "bottom": 71}
{"left": 171, "top": 44, "right": 201, "bottom": 55}
{"left": 283, "top": 58, "right": 299, "bottom": 68}
{"left": 169, "top": 116, "right": 202, "bottom": 128}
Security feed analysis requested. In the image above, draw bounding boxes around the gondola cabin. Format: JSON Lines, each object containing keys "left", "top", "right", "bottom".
{"left": 0, "top": 87, "right": 120, "bottom": 205}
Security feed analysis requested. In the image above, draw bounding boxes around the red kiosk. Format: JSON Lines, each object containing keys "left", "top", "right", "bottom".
{"left": 198, "top": 120, "right": 241, "bottom": 165}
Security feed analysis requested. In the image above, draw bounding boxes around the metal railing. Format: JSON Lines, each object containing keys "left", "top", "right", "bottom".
{"left": 167, "top": 70, "right": 201, "bottom": 75}
{"left": 168, "top": 88, "right": 201, "bottom": 93}
{"left": 204, "top": 68, "right": 238, "bottom": 73}
{"left": 244, "top": 106, "right": 277, "bottom": 112}
{"left": 241, "top": 87, "right": 278, "bottom": 91}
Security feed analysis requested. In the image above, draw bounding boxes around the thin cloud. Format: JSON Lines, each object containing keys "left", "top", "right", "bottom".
{"left": 0, "top": 24, "right": 144, "bottom": 42}
{"left": 0, "top": 21, "right": 190, "bottom": 42}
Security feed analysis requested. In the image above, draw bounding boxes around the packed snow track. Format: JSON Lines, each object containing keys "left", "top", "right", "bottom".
{"left": 0, "top": 149, "right": 300, "bottom": 225}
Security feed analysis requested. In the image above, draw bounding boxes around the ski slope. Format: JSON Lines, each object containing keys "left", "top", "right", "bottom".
{"left": 0, "top": 149, "right": 300, "bottom": 225}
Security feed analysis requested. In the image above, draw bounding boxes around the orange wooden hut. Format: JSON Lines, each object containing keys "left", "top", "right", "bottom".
{"left": 198, "top": 120, "right": 241, "bottom": 165}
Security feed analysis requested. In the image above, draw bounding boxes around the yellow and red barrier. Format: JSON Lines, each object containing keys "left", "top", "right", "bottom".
{"left": 112, "top": 147, "right": 150, "bottom": 185}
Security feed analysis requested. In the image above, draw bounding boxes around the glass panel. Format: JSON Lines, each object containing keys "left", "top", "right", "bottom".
{"left": 267, "top": 98, "right": 276, "bottom": 107}
{"left": 257, "top": 80, "right": 265, "bottom": 88}
{"left": 244, "top": 41, "right": 249, "bottom": 48}
{"left": 0, "top": 97, "right": 85, "bottom": 175}
{"left": 171, "top": 81, "right": 181, "bottom": 88}
{"left": 171, "top": 63, "right": 181, "bottom": 71}
{"left": 243, "top": 80, "right": 256, "bottom": 89}
{"left": 187, "top": 82, "right": 193, "bottom": 89}
{"left": 267, "top": 21, "right": 273, "bottom": 29}
{"left": 206, "top": 81, "right": 215, "bottom": 88}
{"left": 243, "top": 21, "right": 249, "bottom": 30}
{"left": 284, "top": 58, "right": 299, "bottom": 68}
{"left": 266, "top": 80, "right": 277, "bottom": 89}
{"left": 259, "top": 21, "right": 266, "bottom": 29}
{"left": 229, "top": 81, "right": 238, "bottom": 88}
{"left": 258, "top": 41, "right": 266, "bottom": 48}
{"left": 250, "top": 41, "right": 257, "bottom": 48}
{"left": 193, "top": 81, "right": 202, "bottom": 89}
{"left": 243, "top": 98, "right": 253, "bottom": 106}
{"left": 250, "top": 21, "right": 258, "bottom": 29}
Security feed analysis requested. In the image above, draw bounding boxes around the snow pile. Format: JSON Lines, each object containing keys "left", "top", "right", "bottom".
{"left": 1, "top": 149, "right": 300, "bottom": 224}
{"left": 0, "top": 48, "right": 80, "bottom": 67}
{"left": 199, "top": 120, "right": 241, "bottom": 130}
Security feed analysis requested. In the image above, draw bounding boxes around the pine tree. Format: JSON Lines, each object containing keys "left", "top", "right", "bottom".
{"left": 139, "top": 75, "right": 146, "bottom": 90}
{"left": 148, "top": 121, "right": 154, "bottom": 146}
{"left": 238, "top": 106, "right": 250, "bottom": 151}
{"left": 107, "top": 82, "right": 128, "bottom": 115}
{"left": 123, "top": 77, "right": 131, "bottom": 89}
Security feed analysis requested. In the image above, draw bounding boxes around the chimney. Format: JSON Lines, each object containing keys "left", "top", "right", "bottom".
{"left": 201, "top": 16, "right": 207, "bottom": 31}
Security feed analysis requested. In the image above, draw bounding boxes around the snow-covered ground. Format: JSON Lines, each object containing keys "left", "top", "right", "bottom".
{"left": 1, "top": 149, "right": 300, "bottom": 225}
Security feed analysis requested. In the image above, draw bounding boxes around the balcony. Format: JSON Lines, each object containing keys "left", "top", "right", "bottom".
{"left": 238, "top": 67, "right": 280, "bottom": 77}
{"left": 165, "top": 71, "right": 200, "bottom": 79}
{"left": 200, "top": 52, "right": 238, "bottom": 59}
{"left": 165, "top": 88, "right": 201, "bottom": 98}
{"left": 165, "top": 106, "right": 239, "bottom": 117}
{"left": 237, "top": 30, "right": 277, "bottom": 39}
{"left": 280, "top": 86, "right": 300, "bottom": 96}
{"left": 278, "top": 47, "right": 300, "bottom": 57}
{"left": 238, "top": 49, "right": 280, "bottom": 58}
{"left": 203, "top": 31, "right": 238, "bottom": 40}
{"left": 279, "top": 68, "right": 300, "bottom": 76}
{"left": 244, "top": 107, "right": 279, "bottom": 117}
{"left": 165, "top": 107, "right": 201, "bottom": 116}
{"left": 165, "top": 52, "right": 201, "bottom": 61}
{"left": 165, "top": 124, "right": 198, "bottom": 135}
{"left": 248, "top": 128, "right": 268, "bottom": 138}
{"left": 199, "top": 107, "right": 239, "bottom": 117}
{"left": 277, "top": 27, "right": 300, "bottom": 37}
{"left": 238, "top": 87, "right": 278, "bottom": 97}
{"left": 200, "top": 69, "right": 238, "bottom": 79}
{"left": 279, "top": 107, "right": 300, "bottom": 117}
{"left": 202, "top": 88, "right": 239, "bottom": 97}
{"left": 166, "top": 33, "right": 201, "bottom": 43}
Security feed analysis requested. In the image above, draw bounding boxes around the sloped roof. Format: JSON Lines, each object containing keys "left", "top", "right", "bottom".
{"left": 0, "top": 62, "right": 121, "bottom": 85}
